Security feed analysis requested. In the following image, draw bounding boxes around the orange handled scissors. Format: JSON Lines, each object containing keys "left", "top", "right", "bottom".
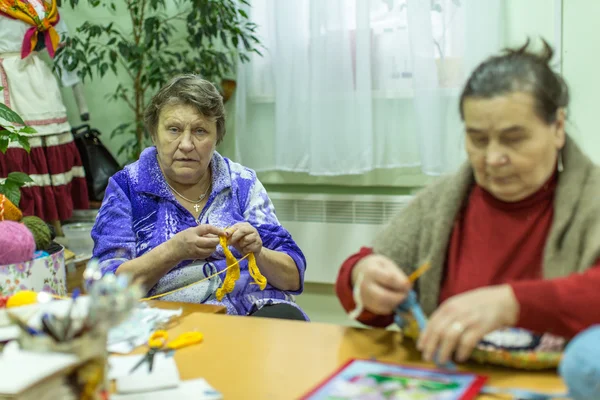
{"left": 129, "top": 330, "right": 203, "bottom": 374}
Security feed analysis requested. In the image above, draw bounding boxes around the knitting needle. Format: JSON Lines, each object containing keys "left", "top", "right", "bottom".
{"left": 408, "top": 261, "right": 431, "bottom": 283}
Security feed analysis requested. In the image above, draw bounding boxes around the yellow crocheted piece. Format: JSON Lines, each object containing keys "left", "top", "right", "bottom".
{"left": 0, "top": 195, "right": 23, "bottom": 222}
{"left": 215, "top": 235, "right": 267, "bottom": 301}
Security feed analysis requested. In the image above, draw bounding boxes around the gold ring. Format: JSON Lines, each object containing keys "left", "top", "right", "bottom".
{"left": 451, "top": 321, "right": 465, "bottom": 334}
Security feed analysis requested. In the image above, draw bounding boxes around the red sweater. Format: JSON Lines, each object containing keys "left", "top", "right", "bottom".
{"left": 336, "top": 175, "right": 600, "bottom": 338}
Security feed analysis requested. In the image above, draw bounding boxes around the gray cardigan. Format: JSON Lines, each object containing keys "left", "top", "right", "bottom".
{"left": 374, "top": 136, "right": 600, "bottom": 315}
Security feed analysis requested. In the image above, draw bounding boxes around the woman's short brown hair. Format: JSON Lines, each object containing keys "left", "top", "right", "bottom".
{"left": 144, "top": 74, "right": 226, "bottom": 144}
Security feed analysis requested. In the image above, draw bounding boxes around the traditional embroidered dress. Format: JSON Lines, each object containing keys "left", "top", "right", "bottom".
{"left": 0, "top": 0, "right": 88, "bottom": 220}
{"left": 92, "top": 147, "right": 308, "bottom": 318}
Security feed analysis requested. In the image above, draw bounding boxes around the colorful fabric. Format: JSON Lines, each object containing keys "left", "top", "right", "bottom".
{"left": 0, "top": 0, "right": 60, "bottom": 58}
{"left": 401, "top": 317, "right": 563, "bottom": 370}
{"left": 92, "top": 147, "right": 308, "bottom": 318}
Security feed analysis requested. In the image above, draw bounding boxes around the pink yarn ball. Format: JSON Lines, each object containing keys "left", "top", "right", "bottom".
{"left": 0, "top": 221, "right": 36, "bottom": 265}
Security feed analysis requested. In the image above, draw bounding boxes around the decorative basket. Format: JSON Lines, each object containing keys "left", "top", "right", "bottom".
{"left": 0, "top": 246, "right": 67, "bottom": 297}
{"left": 402, "top": 317, "right": 564, "bottom": 370}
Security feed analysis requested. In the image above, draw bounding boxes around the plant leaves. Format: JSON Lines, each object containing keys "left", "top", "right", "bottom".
{"left": 0, "top": 103, "right": 25, "bottom": 125}
{"left": 0, "top": 181, "right": 22, "bottom": 207}
{"left": 16, "top": 135, "right": 31, "bottom": 152}
{"left": 57, "top": 0, "right": 263, "bottom": 164}
{"left": 7, "top": 171, "right": 33, "bottom": 185}
{"left": 0, "top": 137, "right": 8, "bottom": 154}
{"left": 19, "top": 126, "right": 37, "bottom": 134}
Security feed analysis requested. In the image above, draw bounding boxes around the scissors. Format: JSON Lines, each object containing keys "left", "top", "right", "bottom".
{"left": 129, "top": 330, "right": 204, "bottom": 374}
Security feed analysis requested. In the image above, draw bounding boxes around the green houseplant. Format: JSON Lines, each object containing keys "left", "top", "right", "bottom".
{"left": 56, "top": 0, "right": 262, "bottom": 162}
{"left": 0, "top": 86, "right": 35, "bottom": 206}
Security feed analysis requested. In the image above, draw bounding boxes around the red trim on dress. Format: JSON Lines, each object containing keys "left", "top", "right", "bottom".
{"left": 0, "top": 58, "right": 11, "bottom": 107}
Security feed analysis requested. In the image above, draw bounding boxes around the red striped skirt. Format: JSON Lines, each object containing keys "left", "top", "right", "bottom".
{"left": 0, "top": 134, "right": 89, "bottom": 221}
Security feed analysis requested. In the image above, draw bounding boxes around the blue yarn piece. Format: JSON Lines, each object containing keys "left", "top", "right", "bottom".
{"left": 559, "top": 325, "right": 600, "bottom": 400}
{"left": 33, "top": 250, "right": 49, "bottom": 259}
{"left": 395, "top": 290, "right": 456, "bottom": 370}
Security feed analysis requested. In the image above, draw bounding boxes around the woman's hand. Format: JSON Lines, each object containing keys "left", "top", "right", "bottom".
{"left": 227, "top": 222, "right": 262, "bottom": 255}
{"left": 351, "top": 254, "right": 412, "bottom": 315}
{"left": 167, "top": 224, "right": 225, "bottom": 262}
{"left": 417, "top": 284, "right": 520, "bottom": 364}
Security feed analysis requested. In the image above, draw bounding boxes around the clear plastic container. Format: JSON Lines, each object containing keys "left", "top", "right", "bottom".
{"left": 62, "top": 222, "right": 95, "bottom": 257}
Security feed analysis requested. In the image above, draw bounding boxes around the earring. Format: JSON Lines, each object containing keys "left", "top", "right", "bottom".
{"left": 558, "top": 151, "right": 564, "bottom": 173}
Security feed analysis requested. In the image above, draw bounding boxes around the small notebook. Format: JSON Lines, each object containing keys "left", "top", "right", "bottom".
{"left": 300, "top": 359, "right": 487, "bottom": 400}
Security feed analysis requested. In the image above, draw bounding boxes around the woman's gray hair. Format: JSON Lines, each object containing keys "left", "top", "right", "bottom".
{"left": 144, "top": 74, "right": 226, "bottom": 144}
{"left": 459, "top": 38, "right": 569, "bottom": 125}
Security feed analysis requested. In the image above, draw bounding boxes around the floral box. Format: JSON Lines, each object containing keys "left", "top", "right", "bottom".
{"left": 0, "top": 247, "right": 67, "bottom": 297}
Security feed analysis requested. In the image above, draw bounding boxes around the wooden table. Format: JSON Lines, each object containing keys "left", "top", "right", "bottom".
{"left": 159, "top": 313, "right": 566, "bottom": 399}
{"left": 142, "top": 300, "right": 226, "bottom": 317}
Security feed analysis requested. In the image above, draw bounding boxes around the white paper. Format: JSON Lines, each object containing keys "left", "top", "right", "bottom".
{"left": 0, "top": 350, "right": 79, "bottom": 395}
{"left": 0, "top": 325, "right": 20, "bottom": 342}
{"left": 108, "top": 355, "right": 144, "bottom": 380}
{"left": 108, "top": 353, "right": 175, "bottom": 380}
{"left": 110, "top": 379, "right": 222, "bottom": 400}
{"left": 114, "top": 353, "right": 180, "bottom": 394}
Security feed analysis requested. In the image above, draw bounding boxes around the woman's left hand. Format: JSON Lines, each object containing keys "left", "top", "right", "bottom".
{"left": 227, "top": 222, "right": 263, "bottom": 256}
{"left": 417, "top": 285, "right": 520, "bottom": 364}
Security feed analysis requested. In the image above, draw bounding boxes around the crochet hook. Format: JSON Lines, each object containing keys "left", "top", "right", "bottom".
{"left": 408, "top": 261, "right": 431, "bottom": 283}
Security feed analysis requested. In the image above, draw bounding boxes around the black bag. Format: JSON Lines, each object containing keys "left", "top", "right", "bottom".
{"left": 71, "top": 124, "right": 121, "bottom": 203}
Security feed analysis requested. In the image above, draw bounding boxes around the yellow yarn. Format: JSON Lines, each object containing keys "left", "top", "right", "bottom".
{"left": 0, "top": 195, "right": 23, "bottom": 222}
{"left": 142, "top": 253, "right": 249, "bottom": 301}
{"left": 6, "top": 290, "right": 38, "bottom": 308}
{"left": 215, "top": 235, "right": 267, "bottom": 301}
{"left": 248, "top": 253, "right": 267, "bottom": 289}
{"left": 50, "top": 235, "right": 268, "bottom": 303}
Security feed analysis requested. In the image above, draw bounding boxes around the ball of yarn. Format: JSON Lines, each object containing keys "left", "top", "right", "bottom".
{"left": 21, "top": 216, "right": 52, "bottom": 251}
{"left": 0, "top": 220, "right": 35, "bottom": 264}
{"left": 0, "top": 195, "right": 22, "bottom": 222}
{"left": 46, "top": 221, "right": 56, "bottom": 241}
{"left": 559, "top": 325, "right": 600, "bottom": 400}
{"left": 6, "top": 290, "right": 38, "bottom": 308}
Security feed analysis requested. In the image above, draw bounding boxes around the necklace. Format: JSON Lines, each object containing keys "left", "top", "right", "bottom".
{"left": 165, "top": 180, "right": 211, "bottom": 213}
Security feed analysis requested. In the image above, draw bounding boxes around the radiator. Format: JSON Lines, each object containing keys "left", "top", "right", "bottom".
{"left": 269, "top": 193, "right": 415, "bottom": 284}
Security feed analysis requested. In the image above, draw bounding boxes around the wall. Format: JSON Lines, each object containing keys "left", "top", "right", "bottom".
{"left": 562, "top": 0, "right": 600, "bottom": 160}
{"left": 56, "top": 0, "right": 588, "bottom": 325}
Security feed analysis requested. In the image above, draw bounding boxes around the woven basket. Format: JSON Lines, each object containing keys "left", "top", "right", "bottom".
{"left": 402, "top": 317, "right": 563, "bottom": 370}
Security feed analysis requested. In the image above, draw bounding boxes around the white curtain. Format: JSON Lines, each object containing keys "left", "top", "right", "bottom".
{"left": 235, "top": 0, "right": 504, "bottom": 176}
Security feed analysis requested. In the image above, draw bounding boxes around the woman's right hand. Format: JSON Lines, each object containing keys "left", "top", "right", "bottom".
{"left": 167, "top": 224, "right": 225, "bottom": 262}
{"left": 351, "top": 254, "right": 412, "bottom": 315}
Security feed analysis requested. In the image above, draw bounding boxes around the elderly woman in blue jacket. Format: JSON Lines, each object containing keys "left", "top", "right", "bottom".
{"left": 91, "top": 74, "right": 307, "bottom": 320}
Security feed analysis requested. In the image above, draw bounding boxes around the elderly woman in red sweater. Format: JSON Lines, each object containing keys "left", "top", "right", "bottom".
{"left": 335, "top": 40, "right": 600, "bottom": 365}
